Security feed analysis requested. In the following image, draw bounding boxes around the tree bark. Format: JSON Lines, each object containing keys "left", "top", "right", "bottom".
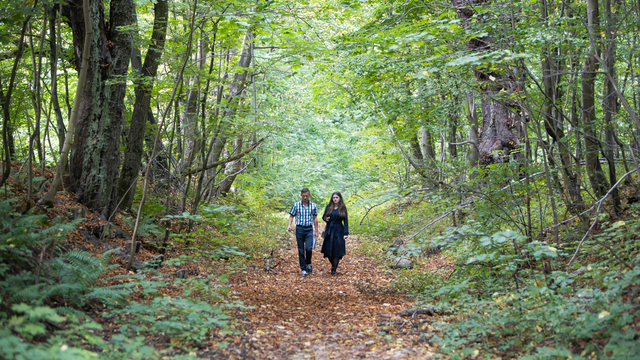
{"left": 47, "top": 5, "right": 66, "bottom": 154}
{"left": 409, "top": 135, "right": 424, "bottom": 165}
{"left": 452, "top": 0, "right": 524, "bottom": 167}
{"left": 448, "top": 113, "right": 458, "bottom": 159}
{"left": 465, "top": 92, "right": 480, "bottom": 169}
{"left": 62, "top": 0, "right": 134, "bottom": 218}
{"left": 217, "top": 134, "right": 243, "bottom": 196}
{"left": 602, "top": 0, "right": 620, "bottom": 211}
{"left": 581, "top": 0, "right": 609, "bottom": 197}
{"left": 419, "top": 126, "right": 436, "bottom": 162}
{"left": 118, "top": 0, "right": 168, "bottom": 210}
{"left": 39, "top": 0, "right": 93, "bottom": 208}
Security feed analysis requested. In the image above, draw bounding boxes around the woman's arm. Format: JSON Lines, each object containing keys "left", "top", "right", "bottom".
{"left": 323, "top": 203, "right": 331, "bottom": 222}
{"left": 343, "top": 209, "right": 348, "bottom": 236}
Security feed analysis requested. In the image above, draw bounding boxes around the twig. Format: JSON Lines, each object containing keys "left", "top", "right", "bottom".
{"left": 399, "top": 308, "right": 440, "bottom": 317}
{"left": 359, "top": 199, "right": 392, "bottom": 225}
{"left": 398, "top": 310, "right": 418, "bottom": 330}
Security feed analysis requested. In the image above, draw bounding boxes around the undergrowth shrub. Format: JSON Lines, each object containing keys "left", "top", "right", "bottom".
{"left": 413, "top": 214, "right": 640, "bottom": 360}
{"left": 0, "top": 199, "right": 117, "bottom": 359}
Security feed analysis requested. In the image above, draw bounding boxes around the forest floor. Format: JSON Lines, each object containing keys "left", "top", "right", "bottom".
{"left": 211, "top": 230, "right": 445, "bottom": 359}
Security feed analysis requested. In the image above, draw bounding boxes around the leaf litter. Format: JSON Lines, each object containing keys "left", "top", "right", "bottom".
{"left": 212, "top": 234, "right": 443, "bottom": 359}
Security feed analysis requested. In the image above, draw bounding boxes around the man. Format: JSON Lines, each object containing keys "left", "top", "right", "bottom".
{"left": 287, "top": 188, "right": 319, "bottom": 276}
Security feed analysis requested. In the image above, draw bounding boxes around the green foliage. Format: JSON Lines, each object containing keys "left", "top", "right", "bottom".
{"left": 103, "top": 273, "right": 242, "bottom": 350}
{"left": 122, "top": 213, "right": 162, "bottom": 238}
{"left": 410, "top": 216, "right": 640, "bottom": 359}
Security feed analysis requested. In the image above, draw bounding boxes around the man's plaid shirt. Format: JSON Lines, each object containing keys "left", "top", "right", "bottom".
{"left": 289, "top": 201, "right": 318, "bottom": 226}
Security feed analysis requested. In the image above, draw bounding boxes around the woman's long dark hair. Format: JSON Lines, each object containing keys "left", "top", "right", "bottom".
{"left": 323, "top": 191, "right": 347, "bottom": 220}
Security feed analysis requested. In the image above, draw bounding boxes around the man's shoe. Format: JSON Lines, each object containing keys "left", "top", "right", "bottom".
{"left": 301, "top": 270, "right": 308, "bottom": 277}
{"left": 306, "top": 264, "right": 313, "bottom": 274}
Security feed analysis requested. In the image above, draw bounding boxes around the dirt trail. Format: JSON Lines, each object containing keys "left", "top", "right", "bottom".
{"left": 215, "top": 234, "right": 441, "bottom": 359}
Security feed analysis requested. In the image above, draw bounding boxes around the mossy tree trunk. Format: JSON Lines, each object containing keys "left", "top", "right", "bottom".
{"left": 452, "top": 0, "right": 524, "bottom": 166}
{"left": 62, "top": 0, "right": 134, "bottom": 218}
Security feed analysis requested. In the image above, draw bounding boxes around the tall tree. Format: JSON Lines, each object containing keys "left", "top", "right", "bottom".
{"left": 61, "top": 0, "right": 134, "bottom": 218}
{"left": 118, "top": 0, "right": 169, "bottom": 210}
{"left": 451, "top": 0, "right": 524, "bottom": 166}
{"left": 581, "top": 0, "right": 609, "bottom": 197}
{"left": 47, "top": 4, "right": 66, "bottom": 154}
{"left": 0, "top": 1, "right": 35, "bottom": 186}
{"left": 539, "top": 0, "right": 584, "bottom": 215}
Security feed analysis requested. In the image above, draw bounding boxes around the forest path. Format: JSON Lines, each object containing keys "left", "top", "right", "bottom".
{"left": 216, "top": 231, "right": 441, "bottom": 359}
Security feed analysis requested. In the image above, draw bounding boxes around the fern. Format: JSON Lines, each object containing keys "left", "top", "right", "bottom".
{"left": 55, "top": 306, "right": 87, "bottom": 319}
{"left": 121, "top": 214, "right": 162, "bottom": 237}
{"left": 4, "top": 281, "right": 46, "bottom": 305}
{"left": 49, "top": 249, "right": 105, "bottom": 287}
{"left": 82, "top": 286, "right": 131, "bottom": 306}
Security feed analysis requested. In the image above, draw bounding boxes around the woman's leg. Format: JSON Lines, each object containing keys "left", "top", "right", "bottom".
{"left": 331, "top": 257, "right": 340, "bottom": 270}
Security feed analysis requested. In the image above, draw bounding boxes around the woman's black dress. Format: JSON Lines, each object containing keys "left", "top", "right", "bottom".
{"left": 321, "top": 208, "right": 348, "bottom": 258}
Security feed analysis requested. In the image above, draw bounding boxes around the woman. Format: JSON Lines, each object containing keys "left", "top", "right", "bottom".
{"left": 321, "top": 191, "right": 348, "bottom": 276}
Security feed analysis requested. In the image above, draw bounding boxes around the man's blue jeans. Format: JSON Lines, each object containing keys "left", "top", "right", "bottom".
{"left": 295, "top": 226, "right": 314, "bottom": 270}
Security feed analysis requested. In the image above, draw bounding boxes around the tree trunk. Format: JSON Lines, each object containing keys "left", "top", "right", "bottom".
{"left": 539, "top": 0, "right": 584, "bottom": 215}
{"left": 448, "top": 113, "right": 458, "bottom": 159}
{"left": 602, "top": 0, "right": 621, "bottom": 210}
{"left": 47, "top": 5, "right": 66, "bottom": 154}
{"left": 581, "top": 0, "right": 609, "bottom": 197}
{"left": 201, "top": 29, "right": 254, "bottom": 177}
{"left": 62, "top": 0, "right": 134, "bottom": 218}
{"left": 39, "top": 0, "right": 93, "bottom": 208}
{"left": 409, "top": 135, "right": 424, "bottom": 164}
{"left": 452, "top": 0, "right": 523, "bottom": 167}
{"left": 465, "top": 92, "right": 480, "bottom": 168}
{"left": 217, "top": 134, "right": 243, "bottom": 196}
{"left": 0, "top": 3, "right": 34, "bottom": 186}
{"left": 118, "top": 0, "right": 168, "bottom": 210}
{"left": 419, "top": 126, "right": 436, "bottom": 162}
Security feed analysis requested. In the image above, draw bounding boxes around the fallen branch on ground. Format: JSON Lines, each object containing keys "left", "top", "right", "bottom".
{"left": 399, "top": 307, "right": 451, "bottom": 317}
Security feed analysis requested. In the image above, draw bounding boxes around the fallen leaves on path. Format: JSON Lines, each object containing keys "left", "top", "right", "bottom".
{"left": 212, "top": 235, "right": 442, "bottom": 359}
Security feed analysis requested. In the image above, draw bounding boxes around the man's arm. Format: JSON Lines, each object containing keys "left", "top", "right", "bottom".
{"left": 313, "top": 215, "right": 318, "bottom": 238}
{"left": 287, "top": 215, "right": 295, "bottom": 232}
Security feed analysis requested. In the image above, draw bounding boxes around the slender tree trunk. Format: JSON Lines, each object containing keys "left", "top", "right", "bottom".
{"left": 465, "top": 92, "right": 480, "bottom": 169}
{"left": 39, "top": 0, "right": 93, "bottom": 207}
{"left": 118, "top": 0, "right": 168, "bottom": 210}
{"left": 47, "top": 5, "right": 66, "bottom": 154}
{"left": 29, "top": 19, "right": 46, "bottom": 164}
{"left": 539, "top": 0, "right": 584, "bottom": 215}
{"left": 419, "top": 126, "right": 436, "bottom": 163}
{"left": 409, "top": 135, "right": 424, "bottom": 164}
{"left": 0, "top": 2, "right": 36, "bottom": 186}
{"left": 581, "top": 0, "right": 609, "bottom": 197}
{"left": 217, "top": 134, "right": 243, "bottom": 196}
{"left": 602, "top": 0, "right": 621, "bottom": 211}
{"left": 202, "top": 29, "right": 254, "bottom": 180}
{"left": 174, "top": 40, "right": 205, "bottom": 176}
{"left": 448, "top": 113, "right": 458, "bottom": 159}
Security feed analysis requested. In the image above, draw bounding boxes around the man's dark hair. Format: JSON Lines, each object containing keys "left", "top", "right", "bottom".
{"left": 301, "top": 187, "right": 310, "bottom": 194}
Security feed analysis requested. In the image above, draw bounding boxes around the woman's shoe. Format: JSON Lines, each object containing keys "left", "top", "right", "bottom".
{"left": 331, "top": 269, "right": 337, "bottom": 276}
